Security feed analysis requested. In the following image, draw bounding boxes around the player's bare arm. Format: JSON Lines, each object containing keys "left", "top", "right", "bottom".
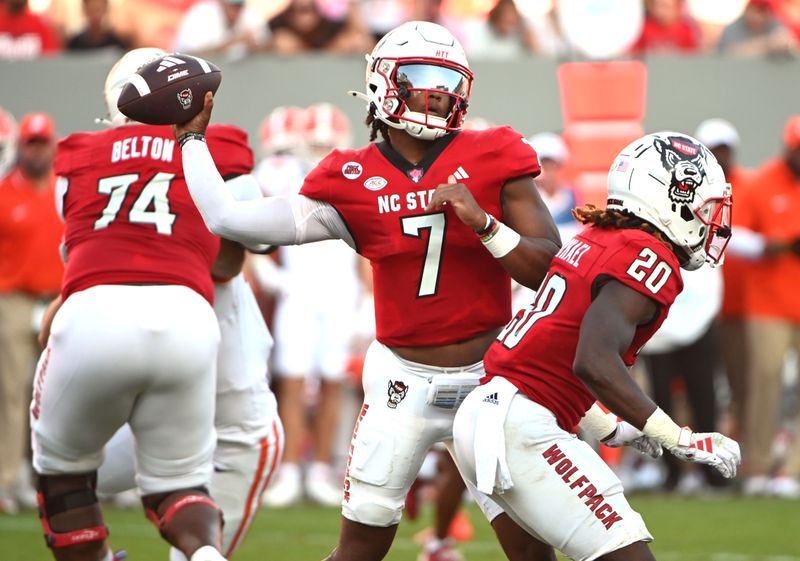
{"left": 498, "top": 175, "right": 562, "bottom": 289}
{"left": 573, "top": 279, "right": 660, "bottom": 429}
{"left": 425, "top": 174, "right": 560, "bottom": 289}
{"left": 174, "top": 93, "right": 351, "bottom": 249}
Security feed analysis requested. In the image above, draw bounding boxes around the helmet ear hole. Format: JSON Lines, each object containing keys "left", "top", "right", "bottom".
{"left": 680, "top": 205, "right": 694, "bottom": 222}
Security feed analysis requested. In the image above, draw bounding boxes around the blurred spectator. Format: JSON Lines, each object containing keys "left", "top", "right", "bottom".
{"left": 640, "top": 265, "right": 727, "bottom": 492}
{"left": 527, "top": 132, "right": 580, "bottom": 242}
{"left": 65, "top": 0, "right": 130, "bottom": 52}
{"left": 718, "top": 0, "right": 797, "bottom": 57}
{"left": 0, "top": 0, "right": 61, "bottom": 59}
{"left": 267, "top": 0, "right": 370, "bottom": 54}
{"left": 695, "top": 118, "right": 751, "bottom": 441}
{"left": 729, "top": 115, "right": 800, "bottom": 498}
{"left": 0, "top": 107, "right": 17, "bottom": 179}
{"left": 465, "top": 0, "right": 537, "bottom": 59}
{"left": 630, "top": 0, "right": 702, "bottom": 54}
{"left": 775, "top": 0, "right": 800, "bottom": 44}
{"left": 173, "top": 0, "right": 269, "bottom": 59}
{"left": 358, "top": 0, "right": 408, "bottom": 42}
{"left": 110, "top": 0, "right": 193, "bottom": 51}
{"left": 557, "top": 0, "right": 644, "bottom": 59}
{"left": 411, "top": 0, "right": 469, "bottom": 49}
{"left": 0, "top": 112, "right": 63, "bottom": 513}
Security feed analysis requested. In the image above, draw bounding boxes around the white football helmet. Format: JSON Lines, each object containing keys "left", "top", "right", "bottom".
{"left": 302, "top": 102, "right": 352, "bottom": 165}
{"left": 607, "top": 132, "right": 732, "bottom": 271}
{"left": 0, "top": 106, "right": 18, "bottom": 178}
{"left": 259, "top": 105, "right": 306, "bottom": 157}
{"left": 102, "top": 47, "right": 167, "bottom": 126}
{"left": 351, "top": 21, "right": 473, "bottom": 141}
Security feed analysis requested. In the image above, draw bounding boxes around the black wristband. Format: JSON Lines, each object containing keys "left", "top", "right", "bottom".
{"left": 177, "top": 131, "right": 206, "bottom": 148}
{"left": 475, "top": 214, "right": 496, "bottom": 236}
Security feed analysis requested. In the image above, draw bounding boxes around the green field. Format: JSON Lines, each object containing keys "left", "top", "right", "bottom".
{"left": 2, "top": 496, "right": 799, "bottom": 561}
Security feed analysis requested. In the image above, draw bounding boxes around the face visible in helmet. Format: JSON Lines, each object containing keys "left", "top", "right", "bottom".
{"left": 607, "top": 132, "right": 732, "bottom": 270}
{"left": 355, "top": 21, "right": 474, "bottom": 141}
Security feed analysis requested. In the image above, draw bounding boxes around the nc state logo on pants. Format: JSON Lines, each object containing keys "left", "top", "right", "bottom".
{"left": 387, "top": 380, "right": 408, "bottom": 408}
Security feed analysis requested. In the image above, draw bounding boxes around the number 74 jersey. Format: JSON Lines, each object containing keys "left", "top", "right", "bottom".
{"left": 483, "top": 226, "right": 684, "bottom": 432}
{"left": 55, "top": 123, "right": 253, "bottom": 304}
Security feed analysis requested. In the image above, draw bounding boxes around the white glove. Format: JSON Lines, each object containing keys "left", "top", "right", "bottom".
{"left": 669, "top": 432, "right": 741, "bottom": 479}
{"left": 602, "top": 421, "right": 663, "bottom": 459}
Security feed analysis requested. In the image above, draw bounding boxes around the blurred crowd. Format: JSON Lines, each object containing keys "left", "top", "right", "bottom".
{"left": 2, "top": 0, "right": 800, "bottom": 61}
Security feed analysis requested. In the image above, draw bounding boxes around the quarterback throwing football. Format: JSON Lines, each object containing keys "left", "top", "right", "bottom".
{"left": 176, "top": 21, "right": 663, "bottom": 561}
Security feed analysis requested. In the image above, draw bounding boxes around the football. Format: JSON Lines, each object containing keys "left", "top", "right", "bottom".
{"left": 117, "top": 53, "right": 221, "bottom": 126}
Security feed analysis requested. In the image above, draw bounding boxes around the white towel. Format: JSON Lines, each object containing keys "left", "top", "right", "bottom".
{"left": 474, "top": 377, "right": 518, "bottom": 495}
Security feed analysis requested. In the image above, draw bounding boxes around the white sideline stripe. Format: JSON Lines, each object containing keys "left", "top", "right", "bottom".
{"left": 189, "top": 55, "right": 212, "bottom": 74}
{"left": 127, "top": 74, "right": 150, "bottom": 96}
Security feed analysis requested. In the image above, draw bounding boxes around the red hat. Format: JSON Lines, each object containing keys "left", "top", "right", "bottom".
{"left": 19, "top": 112, "right": 55, "bottom": 142}
{"left": 749, "top": 0, "right": 773, "bottom": 10}
{"left": 783, "top": 115, "right": 800, "bottom": 150}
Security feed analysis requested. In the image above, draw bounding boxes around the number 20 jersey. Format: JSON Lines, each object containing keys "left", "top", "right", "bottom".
{"left": 483, "top": 226, "right": 683, "bottom": 431}
{"left": 299, "top": 126, "right": 541, "bottom": 348}
{"left": 55, "top": 124, "right": 253, "bottom": 304}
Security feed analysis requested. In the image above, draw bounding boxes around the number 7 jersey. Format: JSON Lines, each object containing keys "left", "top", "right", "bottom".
{"left": 299, "top": 126, "right": 540, "bottom": 347}
{"left": 55, "top": 123, "right": 253, "bottom": 304}
{"left": 483, "top": 225, "right": 683, "bottom": 431}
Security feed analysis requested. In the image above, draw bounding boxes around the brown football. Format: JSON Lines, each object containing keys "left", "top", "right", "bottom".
{"left": 117, "top": 53, "right": 221, "bottom": 125}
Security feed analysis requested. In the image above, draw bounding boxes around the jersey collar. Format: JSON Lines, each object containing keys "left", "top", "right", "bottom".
{"left": 376, "top": 133, "right": 458, "bottom": 184}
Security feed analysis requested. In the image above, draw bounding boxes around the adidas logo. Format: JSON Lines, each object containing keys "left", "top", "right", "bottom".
{"left": 452, "top": 166, "right": 469, "bottom": 181}
{"left": 157, "top": 56, "right": 186, "bottom": 72}
{"left": 482, "top": 392, "right": 499, "bottom": 405}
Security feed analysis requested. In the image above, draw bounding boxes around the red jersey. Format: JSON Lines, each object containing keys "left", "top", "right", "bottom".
{"left": 0, "top": 5, "right": 61, "bottom": 59}
{"left": 55, "top": 123, "right": 253, "bottom": 304}
{"left": 483, "top": 226, "right": 683, "bottom": 431}
{"left": 300, "top": 126, "right": 540, "bottom": 347}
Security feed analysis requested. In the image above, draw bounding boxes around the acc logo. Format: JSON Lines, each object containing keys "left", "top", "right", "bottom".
{"left": 177, "top": 88, "right": 193, "bottom": 110}
{"left": 342, "top": 161, "right": 363, "bottom": 180}
{"left": 363, "top": 176, "right": 387, "bottom": 191}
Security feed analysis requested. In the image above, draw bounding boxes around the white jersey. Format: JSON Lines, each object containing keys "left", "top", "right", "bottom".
{"left": 255, "top": 154, "right": 362, "bottom": 378}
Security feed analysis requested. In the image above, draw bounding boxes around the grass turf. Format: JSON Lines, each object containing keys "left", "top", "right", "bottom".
{"left": 2, "top": 495, "right": 798, "bottom": 561}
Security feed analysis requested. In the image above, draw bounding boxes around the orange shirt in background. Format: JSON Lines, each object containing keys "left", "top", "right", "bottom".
{"left": 719, "top": 166, "right": 753, "bottom": 319}
{"left": 0, "top": 168, "right": 64, "bottom": 296}
{"left": 736, "top": 157, "right": 800, "bottom": 322}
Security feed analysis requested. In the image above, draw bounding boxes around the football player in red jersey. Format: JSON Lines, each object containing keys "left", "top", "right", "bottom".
{"left": 452, "top": 132, "right": 740, "bottom": 561}
{"left": 30, "top": 48, "right": 278, "bottom": 561}
{"left": 175, "top": 21, "right": 661, "bottom": 561}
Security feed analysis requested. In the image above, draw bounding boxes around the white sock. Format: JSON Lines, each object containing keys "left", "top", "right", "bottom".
{"left": 189, "top": 545, "right": 226, "bottom": 561}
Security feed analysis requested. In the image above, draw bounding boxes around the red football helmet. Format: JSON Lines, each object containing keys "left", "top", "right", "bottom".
{"left": 0, "top": 106, "right": 18, "bottom": 178}
{"left": 259, "top": 105, "right": 306, "bottom": 157}
{"left": 302, "top": 103, "right": 352, "bottom": 165}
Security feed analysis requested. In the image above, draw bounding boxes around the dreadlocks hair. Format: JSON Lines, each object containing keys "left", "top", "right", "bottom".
{"left": 365, "top": 107, "right": 390, "bottom": 143}
{"left": 572, "top": 204, "right": 676, "bottom": 250}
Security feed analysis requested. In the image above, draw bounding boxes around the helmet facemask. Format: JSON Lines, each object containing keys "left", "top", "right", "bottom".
{"left": 369, "top": 56, "right": 472, "bottom": 140}
{"left": 607, "top": 132, "right": 733, "bottom": 271}
{"left": 350, "top": 21, "right": 473, "bottom": 141}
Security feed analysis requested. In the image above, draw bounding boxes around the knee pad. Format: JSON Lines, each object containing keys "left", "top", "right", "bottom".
{"left": 37, "top": 474, "right": 108, "bottom": 549}
{"left": 143, "top": 487, "right": 222, "bottom": 542}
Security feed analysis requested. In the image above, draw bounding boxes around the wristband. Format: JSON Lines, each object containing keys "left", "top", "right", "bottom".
{"left": 481, "top": 220, "right": 521, "bottom": 258}
{"left": 177, "top": 131, "right": 206, "bottom": 148}
{"left": 475, "top": 213, "right": 495, "bottom": 236}
{"left": 579, "top": 403, "right": 618, "bottom": 441}
{"left": 642, "top": 407, "right": 692, "bottom": 449}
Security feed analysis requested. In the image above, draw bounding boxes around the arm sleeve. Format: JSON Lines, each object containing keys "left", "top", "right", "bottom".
{"left": 182, "top": 138, "right": 354, "bottom": 248}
